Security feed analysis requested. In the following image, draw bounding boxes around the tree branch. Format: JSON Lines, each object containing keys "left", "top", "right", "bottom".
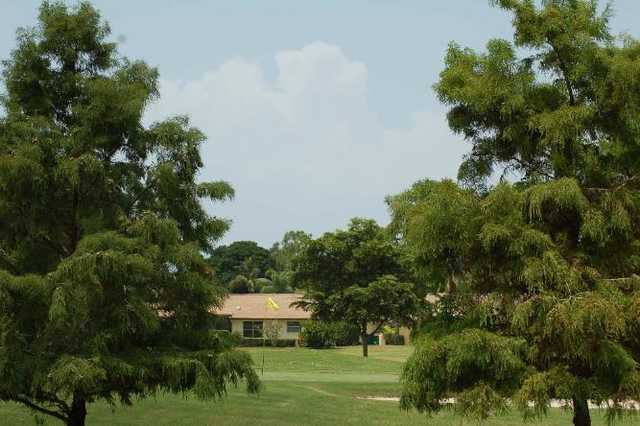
{"left": 584, "top": 174, "right": 640, "bottom": 193}
{"left": 547, "top": 39, "right": 576, "bottom": 105}
{"left": 367, "top": 321, "right": 386, "bottom": 338}
{"left": 13, "top": 395, "right": 68, "bottom": 422}
{"left": 509, "top": 156, "right": 554, "bottom": 181}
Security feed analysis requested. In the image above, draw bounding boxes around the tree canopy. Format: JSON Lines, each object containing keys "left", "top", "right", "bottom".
{"left": 293, "top": 218, "right": 420, "bottom": 357}
{"left": 0, "top": 2, "right": 258, "bottom": 425}
{"left": 270, "top": 230, "right": 312, "bottom": 273}
{"left": 397, "top": 1, "right": 640, "bottom": 426}
{"left": 208, "top": 241, "right": 273, "bottom": 287}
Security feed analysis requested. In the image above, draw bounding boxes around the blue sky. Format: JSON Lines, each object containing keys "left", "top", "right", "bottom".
{"left": 2, "top": 1, "right": 639, "bottom": 247}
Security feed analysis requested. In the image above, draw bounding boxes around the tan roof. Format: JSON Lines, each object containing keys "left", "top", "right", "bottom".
{"left": 211, "top": 293, "right": 311, "bottom": 320}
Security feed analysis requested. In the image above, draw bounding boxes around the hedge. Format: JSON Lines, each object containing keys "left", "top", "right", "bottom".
{"left": 383, "top": 333, "right": 405, "bottom": 345}
{"left": 239, "top": 338, "right": 297, "bottom": 347}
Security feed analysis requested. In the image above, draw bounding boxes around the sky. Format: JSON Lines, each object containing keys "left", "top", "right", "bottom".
{"left": 2, "top": 0, "right": 640, "bottom": 248}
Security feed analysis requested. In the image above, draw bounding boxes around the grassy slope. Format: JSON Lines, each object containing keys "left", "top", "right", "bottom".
{"left": 1, "top": 346, "right": 636, "bottom": 425}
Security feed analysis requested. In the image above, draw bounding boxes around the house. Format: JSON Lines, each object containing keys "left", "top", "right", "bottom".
{"left": 211, "top": 292, "right": 414, "bottom": 345}
{"left": 211, "top": 293, "right": 310, "bottom": 341}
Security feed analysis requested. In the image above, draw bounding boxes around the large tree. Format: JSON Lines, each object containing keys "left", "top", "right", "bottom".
{"left": 264, "top": 230, "right": 312, "bottom": 293}
{"left": 293, "top": 218, "right": 420, "bottom": 357}
{"left": 397, "top": 1, "right": 640, "bottom": 425}
{"left": 270, "top": 230, "right": 312, "bottom": 272}
{"left": 208, "top": 241, "right": 273, "bottom": 286}
{"left": 0, "top": 2, "right": 259, "bottom": 425}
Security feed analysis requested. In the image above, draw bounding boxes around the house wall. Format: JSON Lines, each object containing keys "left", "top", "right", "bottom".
{"left": 231, "top": 319, "right": 302, "bottom": 340}
{"left": 230, "top": 319, "right": 411, "bottom": 345}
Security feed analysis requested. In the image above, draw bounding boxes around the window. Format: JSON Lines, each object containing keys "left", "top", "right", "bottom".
{"left": 243, "top": 321, "right": 263, "bottom": 338}
{"left": 287, "top": 321, "right": 301, "bottom": 333}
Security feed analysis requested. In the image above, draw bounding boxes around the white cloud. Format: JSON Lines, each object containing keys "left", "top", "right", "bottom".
{"left": 145, "top": 42, "right": 466, "bottom": 246}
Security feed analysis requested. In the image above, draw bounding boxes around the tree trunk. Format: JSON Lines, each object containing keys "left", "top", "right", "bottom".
{"left": 572, "top": 396, "right": 591, "bottom": 426}
{"left": 361, "top": 332, "right": 369, "bottom": 357}
{"left": 67, "top": 395, "right": 86, "bottom": 426}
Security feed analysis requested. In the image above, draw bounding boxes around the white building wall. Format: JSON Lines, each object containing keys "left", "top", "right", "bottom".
{"left": 231, "top": 319, "right": 302, "bottom": 340}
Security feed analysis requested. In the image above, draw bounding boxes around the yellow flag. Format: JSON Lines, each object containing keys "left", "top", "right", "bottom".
{"left": 266, "top": 297, "right": 280, "bottom": 311}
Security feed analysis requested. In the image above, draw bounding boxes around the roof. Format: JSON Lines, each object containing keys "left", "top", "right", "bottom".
{"left": 211, "top": 293, "right": 311, "bottom": 320}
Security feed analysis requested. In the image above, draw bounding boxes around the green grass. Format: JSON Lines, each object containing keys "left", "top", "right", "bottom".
{"left": 1, "top": 345, "right": 637, "bottom": 425}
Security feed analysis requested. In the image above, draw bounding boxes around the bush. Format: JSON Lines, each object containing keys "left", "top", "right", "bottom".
{"left": 229, "top": 275, "right": 251, "bottom": 293}
{"left": 260, "top": 285, "right": 276, "bottom": 293}
{"left": 264, "top": 320, "right": 281, "bottom": 346}
{"left": 300, "top": 321, "right": 361, "bottom": 348}
{"left": 333, "top": 321, "right": 360, "bottom": 346}
{"left": 300, "top": 321, "right": 337, "bottom": 348}
{"left": 239, "top": 338, "right": 297, "bottom": 347}
{"left": 202, "top": 330, "right": 242, "bottom": 350}
{"left": 383, "top": 333, "right": 405, "bottom": 345}
{"left": 209, "top": 315, "right": 232, "bottom": 331}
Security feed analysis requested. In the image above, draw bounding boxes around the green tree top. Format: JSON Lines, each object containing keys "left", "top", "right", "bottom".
{"left": 437, "top": 0, "right": 639, "bottom": 190}
{"left": 208, "top": 241, "right": 273, "bottom": 286}
{"left": 0, "top": 2, "right": 257, "bottom": 425}
{"left": 293, "top": 218, "right": 420, "bottom": 357}
{"left": 270, "top": 230, "right": 312, "bottom": 272}
{"left": 398, "top": 1, "right": 640, "bottom": 426}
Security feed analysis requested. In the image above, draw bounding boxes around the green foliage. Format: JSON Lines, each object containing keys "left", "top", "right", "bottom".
{"left": 264, "top": 269, "right": 293, "bottom": 293}
{"left": 263, "top": 321, "right": 281, "bottom": 346}
{"left": 396, "top": 1, "right": 640, "bottom": 424}
{"left": 228, "top": 275, "right": 251, "bottom": 294}
{"left": 333, "top": 321, "right": 361, "bottom": 346}
{"left": 208, "top": 241, "right": 274, "bottom": 286}
{"left": 270, "top": 230, "right": 311, "bottom": 270}
{"left": 300, "top": 320, "right": 360, "bottom": 349}
{"left": 383, "top": 333, "right": 405, "bottom": 346}
{"left": 0, "top": 2, "right": 257, "bottom": 425}
{"left": 401, "top": 330, "right": 526, "bottom": 420}
{"left": 238, "top": 338, "right": 297, "bottom": 348}
{"left": 299, "top": 321, "right": 360, "bottom": 348}
{"left": 293, "top": 218, "right": 421, "bottom": 356}
{"left": 259, "top": 284, "right": 277, "bottom": 293}
{"left": 300, "top": 321, "right": 338, "bottom": 349}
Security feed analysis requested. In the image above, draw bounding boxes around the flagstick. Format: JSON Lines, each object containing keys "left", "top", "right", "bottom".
{"left": 262, "top": 296, "right": 279, "bottom": 377}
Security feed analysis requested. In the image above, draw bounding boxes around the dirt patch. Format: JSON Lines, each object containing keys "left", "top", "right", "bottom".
{"left": 355, "top": 397, "right": 640, "bottom": 410}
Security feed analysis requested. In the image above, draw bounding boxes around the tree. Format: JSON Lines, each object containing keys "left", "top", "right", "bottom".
{"left": 263, "top": 269, "right": 293, "bottom": 293}
{"left": 263, "top": 320, "right": 281, "bottom": 346}
{"left": 271, "top": 230, "right": 312, "bottom": 272}
{"left": 0, "top": 2, "right": 259, "bottom": 425}
{"left": 228, "top": 275, "right": 251, "bottom": 294}
{"left": 269, "top": 230, "right": 310, "bottom": 291}
{"left": 293, "top": 218, "right": 420, "bottom": 357}
{"left": 209, "top": 241, "right": 273, "bottom": 285}
{"left": 397, "top": 1, "right": 640, "bottom": 425}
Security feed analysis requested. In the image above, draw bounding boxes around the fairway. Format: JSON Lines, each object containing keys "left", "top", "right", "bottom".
{"left": 1, "top": 345, "right": 637, "bottom": 425}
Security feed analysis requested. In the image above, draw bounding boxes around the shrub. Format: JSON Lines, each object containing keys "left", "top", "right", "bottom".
{"left": 300, "top": 321, "right": 361, "bottom": 348}
{"left": 215, "top": 330, "right": 242, "bottom": 348}
{"left": 264, "top": 320, "right": 281, "bottom": 346}
{"left": 333, "top": 321, "right": 360, "bottom": 346}
{"left": 300, "top": 321, "right": 337, "bottom": 348}
{"left": 260, "top": 285, "right": 277, "bottom": 293}
{"left": 253, "top": 277, "right": 272, "bottom": 293}
{"left": 239, "top": 338, "right": 296, "bottom": 347}
{"left": 209, "top": 315, "right": 232, "bottom": 331}
{"left": 229, "top": 275, "right": 251, "bottom": 293}
{"left": 383, "top": 333, "right": 405, "bottom": 345}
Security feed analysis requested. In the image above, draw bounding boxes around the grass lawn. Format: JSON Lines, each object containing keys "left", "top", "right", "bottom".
{"left": 1, "top": 345, "right": 637, "bottom": 425}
